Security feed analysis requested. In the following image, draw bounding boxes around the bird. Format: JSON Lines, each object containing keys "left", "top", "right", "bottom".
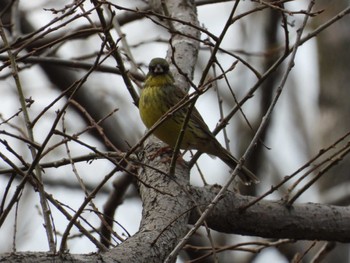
{"left": 138, "top": 57, "right": 259, "bottom": 185}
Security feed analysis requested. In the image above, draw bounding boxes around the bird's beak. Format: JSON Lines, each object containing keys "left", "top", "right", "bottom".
{"left": 153, "top": 64, "right": 164, "bottom": 74}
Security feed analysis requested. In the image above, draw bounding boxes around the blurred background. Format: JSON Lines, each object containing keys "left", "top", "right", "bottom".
{"left": 0, "top": 0, "right": 349, "bottom": 262}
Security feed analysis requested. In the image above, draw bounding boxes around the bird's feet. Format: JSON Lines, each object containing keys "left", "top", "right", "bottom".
{"left": 148, "top": 146, "right": 186, "bottom": 166}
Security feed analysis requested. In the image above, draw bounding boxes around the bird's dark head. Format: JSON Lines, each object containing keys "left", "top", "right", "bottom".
{"left": 148, "top": 58, "right": 170, "bottom": 75}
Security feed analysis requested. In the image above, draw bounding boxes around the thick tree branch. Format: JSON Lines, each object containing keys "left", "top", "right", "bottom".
{"left": 3, "top": 0, "right": 350, "bottom": 262}
{"left": 104, "top": 140, "right": 193, "bottom": 262}
{"left": 2, "top": 160, "right": 350, "bottom": 262}
{"left": 190, "top": 185, "right": 350, "bottom": 242}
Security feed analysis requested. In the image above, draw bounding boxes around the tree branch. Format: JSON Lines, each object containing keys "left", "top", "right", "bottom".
{"left": 190, "top": 185, "right": 350, "bottom": 242}
{"left": 2, "top": 163, "right": 350, "bottom": 262}
{"left": 104, "top": 139, "right": 193, "bottom": 262}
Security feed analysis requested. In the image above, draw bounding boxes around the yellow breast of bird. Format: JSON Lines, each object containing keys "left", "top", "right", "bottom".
{"left": 139, "top": 84, "right": 199, "bottom": 149}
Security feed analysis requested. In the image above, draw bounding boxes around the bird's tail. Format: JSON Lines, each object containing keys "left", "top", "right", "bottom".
{"left": 219, "top": 148, "right": 260, "bottom": 185}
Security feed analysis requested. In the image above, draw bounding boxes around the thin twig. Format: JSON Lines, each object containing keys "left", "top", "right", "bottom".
{"left": 0, "top": 17, "right": 56, "bottom": 252}
{"left": 166, "top": 1, "right": 315, "bottom": 261}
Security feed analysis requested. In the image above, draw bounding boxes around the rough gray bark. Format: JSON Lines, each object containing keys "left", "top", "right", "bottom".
{"left": 2, "top": 1, "right": 350, "bottom": 262}
{"left": 103, "top": 140, "right": 193, "bottom": 262}
{"left": 2, "top": 159, "right": 350, "bottom": 262}
{"left": 190, "top": 186, "right": 350, "bottom": 242}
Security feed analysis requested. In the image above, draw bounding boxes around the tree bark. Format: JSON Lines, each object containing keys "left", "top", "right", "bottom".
{"left": 2, "top": 178, "right": 350, "bottom": 262}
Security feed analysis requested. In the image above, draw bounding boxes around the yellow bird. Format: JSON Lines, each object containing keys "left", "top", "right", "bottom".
{"left": 139, "top": 58, "right": 259, "bottom": 185}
